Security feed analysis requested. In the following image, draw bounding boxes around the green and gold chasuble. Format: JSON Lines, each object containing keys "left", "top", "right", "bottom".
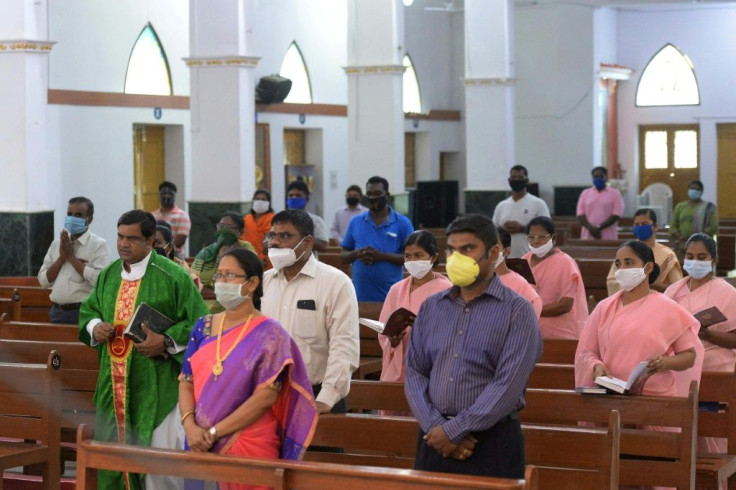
{"left": 79, "top": 252, "right": 208, "bottom": 489}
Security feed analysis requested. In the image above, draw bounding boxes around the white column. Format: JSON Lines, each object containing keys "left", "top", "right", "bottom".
{"left": 345, "top": 0, "right": 405, "bottom": 192}
{"left": 0, "top": 3, "right": 54, "bottom": 211}
{"left": 187, "top": 0, "right": 258, "bottom": 203}
{"left": 464, "top": 0, "right": 515, "bottom": 190}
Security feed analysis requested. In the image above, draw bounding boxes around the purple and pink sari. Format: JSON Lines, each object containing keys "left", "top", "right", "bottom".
{"left": 180, "top": 314, "right": 318, "bottom": 470}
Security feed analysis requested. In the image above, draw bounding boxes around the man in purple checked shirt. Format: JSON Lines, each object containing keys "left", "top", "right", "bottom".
{"left": 405, "top": 214, "right": 542, "bottom": 478}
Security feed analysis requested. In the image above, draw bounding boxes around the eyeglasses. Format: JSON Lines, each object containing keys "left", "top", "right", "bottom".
{"left": 266, "top": 232, "right": 300, "bottom": 241}
{"left": 526, "top": 234, "right": 551, "bottom": 243}
{"left": 212, "top": 272, "right": 248, "bottom": 281}
{"left": 216, "top": 223, "right": 239, "bottom": 231}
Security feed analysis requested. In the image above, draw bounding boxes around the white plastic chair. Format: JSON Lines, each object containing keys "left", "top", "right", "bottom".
{"left": 637, "top": 183, "right": 673, "bottom": 226}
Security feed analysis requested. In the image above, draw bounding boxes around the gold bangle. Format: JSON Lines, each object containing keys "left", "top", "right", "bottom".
{"left": 181, "top": 410, "right": 195, "bottom": 425}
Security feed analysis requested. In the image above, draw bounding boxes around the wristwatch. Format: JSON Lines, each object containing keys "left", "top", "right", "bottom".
{"left": 163, "top": 335, "right": 175, "bottom": 351}
{"left": 209, "top": 426, "right": 218, "bottom": 439}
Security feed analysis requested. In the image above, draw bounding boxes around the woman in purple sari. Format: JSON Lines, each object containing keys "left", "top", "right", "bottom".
{"left": 179, "top": 248, "right": 317, "bottom": 489}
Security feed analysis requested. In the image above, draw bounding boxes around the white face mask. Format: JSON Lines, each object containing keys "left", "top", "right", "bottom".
{"left": 494, "top": 250, "right": 506, "bottom": 269}
{"left": 214, "top": 281, "right": 249, "bottom": 310}
{"left": 404, "top": 259, "right": 433, "bottom": 280}
{"left": 268, "top": 237, "right": 306, "bottom": 270}
{"left": 683, "top": 259, "right": 713, "bottom": 280}
{"left": 529, "top": 240, "right": 554, "bottom": 258}
{"left": 252, "top": 200, "right": 270, "bottom": 214}
{"left": 614, "top": 267, "right": 647, "bottom": 291}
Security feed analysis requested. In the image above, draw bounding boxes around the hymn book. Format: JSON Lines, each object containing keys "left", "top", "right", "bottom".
{"left": 123, "top": 303, "right": 175, "bottom": 343}
{"left": 694, "top": 306, "right": 728, "bottom": 329}
{"left": 594, "top": 361, "right": 651, "bottom": 395}
{"left": 505, "top": 258, "right": 536, "bottom": 285}
{"left": 359, "top": 307, "right": 415, "bottom": 337}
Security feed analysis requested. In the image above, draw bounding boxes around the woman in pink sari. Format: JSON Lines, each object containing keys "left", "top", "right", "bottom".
{"left": 378, "top": 230, "right": 451, "bottom": 382}
{"left": 575, "top": 240, "right": 701, "bottom": 398}
{"left": 665, "top": 233, "right": 736, "bottom": 453}
{"left": 496, "top": 227, "right": 542, "bottom": 319}
{"left": 523, "top": 217, "right": 588, "bottom": 338}
{"left": 179, "top": 249, "right": 318, "bottom": 490}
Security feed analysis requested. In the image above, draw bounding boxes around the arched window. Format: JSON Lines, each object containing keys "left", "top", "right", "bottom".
{"left": 124, "top": 23, "right": 173, "bottom": 96}
{"left": 403, "top": 54, "right": 422, "bottom": 114}
{"left": 636, "top": 44, "right": 700, "bottom": 107}
{"left": 279, "top": 42, "right": 312, "bottom": 104}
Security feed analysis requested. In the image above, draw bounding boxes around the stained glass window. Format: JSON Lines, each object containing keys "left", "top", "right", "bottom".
{"left": 403, "top": 54, "right": 422, "bottom": 114}
{"left": 636, "top": 44, "right": 699, "bottom": 107}
{"left": 124, "top": 23, "right": 173, "bottom": 96}
{"left": 279, "top": 42, "right": 312, "bottom": 104}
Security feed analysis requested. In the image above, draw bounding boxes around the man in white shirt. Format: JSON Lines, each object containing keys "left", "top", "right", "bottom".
{"left": 37, "top": 196, "right": 109, "bottom": 324}
{"left": 492, "top": 165, "right": 550, "bottom": 258}
{"left": 261, "top": 209, "right": 360, "bottom": 413}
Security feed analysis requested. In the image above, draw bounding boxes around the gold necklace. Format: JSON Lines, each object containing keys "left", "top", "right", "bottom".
{"left": 213, "top": 312, "right": 253, "bottom": 379}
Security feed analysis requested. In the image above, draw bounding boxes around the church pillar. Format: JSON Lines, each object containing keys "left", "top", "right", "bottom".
{"left": 0, "top": 4, "right": 55, "bottom": 275}
{"left": 186, "top": 0, "right": 259, "bottom": 254}
{"left": 463, "top": 0, "right": 516, "bottom": 214}
{"left": 345, "top": 1, "right": 406, "bottom": 200}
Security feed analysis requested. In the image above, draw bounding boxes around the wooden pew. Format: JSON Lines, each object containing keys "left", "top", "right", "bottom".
{"left": 696, "top": 369, "right": 736, "bottom": 489}
{"left": 527, "top": 363, "right": 575, "bottom": 389}
{"left": 522, "top": 383, "right": 698, "bottom": 489}
{"left": 0, "top": 276, "right": 41, "bottom": 287}
{"left": 0, "top": 338, "right": 99, "bottom": 466}
{"left": 306, "top": 413, "right": 621, "bottom": 489}
{"left": 0, "top": 286, "right": 53, "bottom": 322}
{"left": 0, "top": 320, "right": 78, "bottom": 342}
{"left": 0, "top": 351, "right": 61, "bottom": 490}
{"left": 717, "top": 234, "right": 735, "bottom": 276}
{"left": 317, "top": 252, "right": 352, "bottom": 278}
{"left": 575, "top": 258, "right": 612, "bottom": 305}
{"left": 76, "top": 425, "right": 535, "bottom": 490}
{"left": 539, "top": 338, "right": 578, "bottom": 364}
{"left": 348, "top": 380, "right": 410, "bottom": 413}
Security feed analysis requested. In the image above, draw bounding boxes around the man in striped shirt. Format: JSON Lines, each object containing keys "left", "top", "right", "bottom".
{"left": 405, "top": 214, "right": 542, "bottom": 478}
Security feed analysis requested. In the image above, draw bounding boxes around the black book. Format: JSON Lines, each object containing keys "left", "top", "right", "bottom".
{"left": 123, "top": 303, "right": 175, "bottom": 343}
{"left": 505, "top": 258, "right": 536, "bottom": 285}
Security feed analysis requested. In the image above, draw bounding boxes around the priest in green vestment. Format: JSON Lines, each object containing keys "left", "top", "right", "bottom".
{"left": 79, "top": 210, "right": 208, "bottom": 490}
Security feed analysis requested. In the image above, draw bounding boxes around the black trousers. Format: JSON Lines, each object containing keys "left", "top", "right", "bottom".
{"left": 49, "top": 305, "right": 80, "bottom": 325}
{"left": 414, "top": 413, "right": 525, "bottom": 478}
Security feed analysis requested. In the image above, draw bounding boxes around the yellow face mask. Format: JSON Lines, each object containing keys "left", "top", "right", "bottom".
{"left": 446, "top": 251, "right": 480, "bottom": 287}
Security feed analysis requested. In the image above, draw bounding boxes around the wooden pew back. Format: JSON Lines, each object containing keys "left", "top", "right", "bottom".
{"left": 539, "top": 338, "right": 578, "bottom": 365}
{"left": 0, "top": 339, "right": 98, "bottom": 430}
{"left": 307, "top": 413, "right": 621, "bottom": 489}
{"left": 76, "top": 425, "right": 533, "bottom": 490}
{"left": 0, "top": 320, "right": 78, "bottom": 342}
{"left": 0, "top": 351, "right": 61, "bottom": 488}
{"left": 522, "top": 384, "right": 698, "bottom": 489}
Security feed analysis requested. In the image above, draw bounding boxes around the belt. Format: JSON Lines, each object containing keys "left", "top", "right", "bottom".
{"left": 444, "top": 411, "right": 518, "bottom": 425}
{"left": 52, "top": 302, "right": 82, "bottom": 311}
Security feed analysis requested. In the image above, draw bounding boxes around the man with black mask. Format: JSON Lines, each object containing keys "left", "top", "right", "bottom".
{"left": 151, "top": 181, "right": 191, "bottom": 259}
{"left": 330, "top": 185, "right": 367, "bottom": 243}
{"left": 341, "top": 176, "right": 414, "bottom": 301}
{"left": 492, "top": 165, "right": 550, "bottom": 258}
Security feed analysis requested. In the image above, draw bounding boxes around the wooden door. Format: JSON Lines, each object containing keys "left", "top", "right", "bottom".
{"left": 133, "top": 125, "right": 165, "bottom": 211}
{"left": 717, "top": 124, "right": 736, "bottom": 217}
{"left": 638, "top": 124, "right": 699, "bottom": 206}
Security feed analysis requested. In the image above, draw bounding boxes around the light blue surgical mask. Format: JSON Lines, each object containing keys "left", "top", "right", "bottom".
{"left": 64, "top": 216, "right": 87, "bottom": 235}
{"left": 688, "top": 189, "right": 703, "bottom": 201}
{"left": 683, "top": 259, "right": 712, "bottom": 280}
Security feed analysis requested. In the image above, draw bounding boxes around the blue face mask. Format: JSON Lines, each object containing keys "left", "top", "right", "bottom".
{"left": 688, "top": 189, "right": 703, "bottom": 201}
{"left": 64, "top": 216, "right": 87, "bottom": 235}
{"left": 632, "top": 224, "right": 654, "bottom": 241}
{"left": 287, "top": 197, "right": 307, "bottom": 210}
{"left": 593, "top": 178, "right": 607, "bottom": 190}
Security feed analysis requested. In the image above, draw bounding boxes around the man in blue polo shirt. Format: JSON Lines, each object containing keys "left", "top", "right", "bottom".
{"left": 341, "top": 176, "right": 414, "bottom": 301}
